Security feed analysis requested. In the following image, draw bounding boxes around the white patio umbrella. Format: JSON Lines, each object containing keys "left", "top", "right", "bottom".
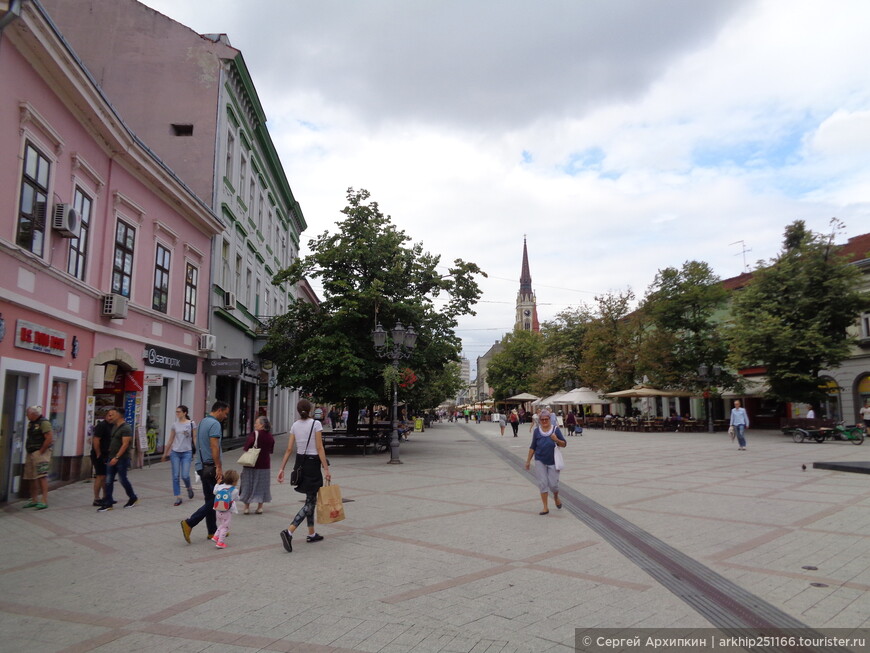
{"left": 550, "top": 387, "right": 607, "bottom": 405}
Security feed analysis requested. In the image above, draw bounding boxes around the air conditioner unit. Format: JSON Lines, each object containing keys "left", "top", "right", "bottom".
{"left": 198, "top": 334, "right": 216, "bottom": 352}
{"left": 52, "top": 203, "right": 80, "bottom": 238}
{"left": 101, "top": 293, "right": 129, "bottom": 318}
{"left": 222, "top": 291, "right": 236, "bottom": 310}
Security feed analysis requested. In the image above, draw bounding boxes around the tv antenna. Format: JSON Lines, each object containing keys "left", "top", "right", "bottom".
{"left": 730, "top": 240, "right": 751, "bottom": 272}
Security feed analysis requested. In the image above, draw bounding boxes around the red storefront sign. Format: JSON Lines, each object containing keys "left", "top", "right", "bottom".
{"left": 124, "top": 370, "right": 144, "bottom": 392}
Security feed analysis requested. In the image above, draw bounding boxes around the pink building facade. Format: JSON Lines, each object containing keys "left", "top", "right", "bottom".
{"left": 0, "top": 1, "right": 223, "bottom": 500}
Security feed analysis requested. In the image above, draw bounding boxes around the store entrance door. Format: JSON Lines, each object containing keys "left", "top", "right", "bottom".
{"left": 1, "top": 373, "right": 30, "bottom": 502}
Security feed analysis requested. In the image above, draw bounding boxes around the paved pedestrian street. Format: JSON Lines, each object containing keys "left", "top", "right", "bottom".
{"left": 2, "top": 422, "right": 870, "bottom": 652}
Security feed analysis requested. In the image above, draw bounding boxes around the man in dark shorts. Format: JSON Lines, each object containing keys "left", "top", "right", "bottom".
{"left": 90, "top": 410, "right": 113, "bottom": 507}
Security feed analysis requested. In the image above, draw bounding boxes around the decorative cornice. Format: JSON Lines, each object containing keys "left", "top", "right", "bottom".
{"left": 184, "top": 243, "right": 205, "bottom": 262}
{"left": 154, "top": 220, "right": 180, "bottom": 245}
{"left": 113, "top": 191, "right": 145, "bottom": 223}
{"left": 70, "top": 152, "right": 105, "bottom": 195}
{"left": 19, "top": 101, "right": 64, "bottom": 155}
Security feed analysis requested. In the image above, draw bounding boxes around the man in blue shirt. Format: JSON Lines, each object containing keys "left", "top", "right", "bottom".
{"left": 729, "top": 399, "right": 750, "bottom": 451}
{"left": 180, "top": 400, "right": 229, "bottom": 543}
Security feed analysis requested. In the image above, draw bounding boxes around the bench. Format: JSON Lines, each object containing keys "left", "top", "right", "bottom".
{"left": 321, "top": 428, "right": 388, "bottom": 455}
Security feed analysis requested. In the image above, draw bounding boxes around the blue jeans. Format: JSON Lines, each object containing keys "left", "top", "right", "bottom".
{"left": 169, "top": 450, "right": 192, "bottom": 497}
{"left": 105, "top": 456, "right": 136, "bottom": 505}
{"left": 734, "top": 424, "right": 746, "bottom": 447}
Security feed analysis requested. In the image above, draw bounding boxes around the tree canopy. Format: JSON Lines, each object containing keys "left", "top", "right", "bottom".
{"left": 728, "top": 220, "right": 870, "bottom": 407}
{"left": 261, "top": 188, "right": 485, "bottom": 414}
{"left": 485, "top": 330, "right": 546, "bottom": 401}
{"left": 639, "top": 260, "right": 735, "bottom": 392}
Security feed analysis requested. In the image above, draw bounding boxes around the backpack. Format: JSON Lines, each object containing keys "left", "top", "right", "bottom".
{"left": 213, "top": 485, "right": 234, "bottom": 512}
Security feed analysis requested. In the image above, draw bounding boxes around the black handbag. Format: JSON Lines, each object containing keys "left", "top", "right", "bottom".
{"left": 289, "top": 423, "right": 315, "bottom": 485}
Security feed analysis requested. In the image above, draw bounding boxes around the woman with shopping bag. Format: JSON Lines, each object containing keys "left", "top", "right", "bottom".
{"left": 277, "top": 399, "right": 331, "bottom": 552}
{"left": 523, "top": 409, "right": 566, "bottom": 515}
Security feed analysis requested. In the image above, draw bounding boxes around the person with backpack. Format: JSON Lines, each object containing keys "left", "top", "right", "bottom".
{"left": 212, "top": 469, "right": 239, "bottom": 549}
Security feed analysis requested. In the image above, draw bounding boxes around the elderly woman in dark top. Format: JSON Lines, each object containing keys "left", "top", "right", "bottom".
{"left": 524, "top": 409, "right": 567, "bottom": 515}
{"left": 239, "top": 415, "right": 275, "bottom": 514}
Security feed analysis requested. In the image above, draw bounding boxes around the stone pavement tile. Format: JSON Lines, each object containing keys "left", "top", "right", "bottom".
{"left": 0, "top": 612, "right": 109, "bottom": 648}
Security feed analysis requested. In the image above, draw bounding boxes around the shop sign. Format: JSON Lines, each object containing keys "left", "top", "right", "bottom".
{"left": 207, "top": 358, "right": 260, "bottom": 380}
{"left": 207, "top": 358, "right": 242, "bottom": 376}
{"left": 144, "top": 374, "right": 163, "bottom": 386}
{"left": 125, "top": 370, "right": 144, "bottom": 392}
{"left": 15, "top": 319, "right": 66, "bottom": 357}
{"left": 241, "top": 358, "right": 260, "bottom": 381}
{"left": 143, "top": 344, "right": 198, "bottom": 374}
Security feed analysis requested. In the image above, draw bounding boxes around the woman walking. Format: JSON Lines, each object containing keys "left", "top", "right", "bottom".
{"left": 524, "top": 409, "right": 566, "bottom": 515}
{"left": 277, "top": 399, "right": 331, "bottom": 552}
{"left": 239, "top": 416, "right": 275, "bottom": 514}
{"left": 161, "top": 406, "right": 196, "bottom": 506}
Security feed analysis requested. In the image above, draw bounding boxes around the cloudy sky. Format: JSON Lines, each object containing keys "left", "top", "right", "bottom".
{"left": 141, "top": 0, "right": 870, "bottom": 373}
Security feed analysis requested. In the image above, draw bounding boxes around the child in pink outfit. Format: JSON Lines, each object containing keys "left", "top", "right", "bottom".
{"left": 212, "top": 469, "right": 239, "bottom": 549}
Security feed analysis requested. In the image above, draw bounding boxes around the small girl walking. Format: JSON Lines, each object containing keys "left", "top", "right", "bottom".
{"left": 212, "top": 469, "right": 239, "bottom": 549}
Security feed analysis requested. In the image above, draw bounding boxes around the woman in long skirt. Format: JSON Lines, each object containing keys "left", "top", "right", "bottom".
{"left": 239, "top": 416, "right": 275, "bottom": 514}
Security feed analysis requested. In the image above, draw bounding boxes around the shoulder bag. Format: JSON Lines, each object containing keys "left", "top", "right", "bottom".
{"left": 237, "top": 431, "right": 260, "bottom": 467}
{"left": 289, "top": 422, "right": 315, "bottom": 486}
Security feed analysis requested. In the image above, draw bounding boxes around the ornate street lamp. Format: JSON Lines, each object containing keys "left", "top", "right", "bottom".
{"left": 697, "top": 364, "right": 722, "bottom": 434}
{"left": 373, "top": 321, "right": 417, "bottom": 464}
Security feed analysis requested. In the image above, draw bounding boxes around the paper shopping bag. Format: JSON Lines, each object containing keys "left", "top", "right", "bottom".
{"left": 316, "top": 482, "right": 345, "bottom": 524}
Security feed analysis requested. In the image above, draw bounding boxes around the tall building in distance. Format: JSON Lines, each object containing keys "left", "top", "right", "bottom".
{"left": 515, "top": 237, "right": 539, "bottom": 332}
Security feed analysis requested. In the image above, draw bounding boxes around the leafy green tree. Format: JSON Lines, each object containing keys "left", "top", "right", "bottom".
{"left": 261, "top": 188, "right": 485, "bottom": 425}
{"left": 485, "top": 330, "right": 546, "bottom": 400}
{"left": 540, "top": 306, "right": 594, "bottom": 391}
{"left": 579, "top": 290, "right": 643, "bottom": 393}
{"left": 728, "top": 220, "right": 870, "bottom": 409}
{"left": 639, "top": 261, "right": 735, "bottom": 391}
{"left": 404, "top": 361, "right": 464, "bottom": 410}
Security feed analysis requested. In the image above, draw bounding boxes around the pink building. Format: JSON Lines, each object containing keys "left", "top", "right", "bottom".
{"left": 0, "top": 0, "right": 224, "bottom": 500}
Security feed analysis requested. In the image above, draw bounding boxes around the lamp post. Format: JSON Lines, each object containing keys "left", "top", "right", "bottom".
{"left": 697, "top": 364, "right": 721, "bottom": 434}
{"left": 373, "top": 321, "right": 417, "bottom": 464}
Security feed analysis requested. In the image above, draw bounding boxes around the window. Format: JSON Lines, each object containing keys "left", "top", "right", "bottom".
{"left": 112, "top": 220, "right": 135, "bottom": 297}
{"left": 171, "top": 123, "right": 194, "bottom": 136}
{"left": 861, "top": 312, "right": 870, "bottom": 340}
{"left": 17, "top": 141, "right": 51, "bottom": 256}
{"left": 221, "top": 239, "right": 231, "bottom": 289}
{"left": 255, "top": 278, "right": 261, "bottom": 315}
{"left": 67, "top": 187, "right": 92, "bottom": 280}
{"left": 235, "top": 254, "right": 243, "bottom": 296}
{"left": 249, "top": 177, "right": 256, "bottom": 212}
{"left": 225, "top": 131, "right": 235, "bottom": 183}
{"left": 239, "top": 155, "right": 247, "bottom": 200}
{"left": 246, "top": 268, "right": 252, "bottom": 306}
{"left": 257, "top": 190, "right": 264, "bottom": 230}
{"left": 183, "top": 263, "right": 198, "bottom": 323}
{"left": 152, "top": 243, "right": 171, "bottom": 313}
